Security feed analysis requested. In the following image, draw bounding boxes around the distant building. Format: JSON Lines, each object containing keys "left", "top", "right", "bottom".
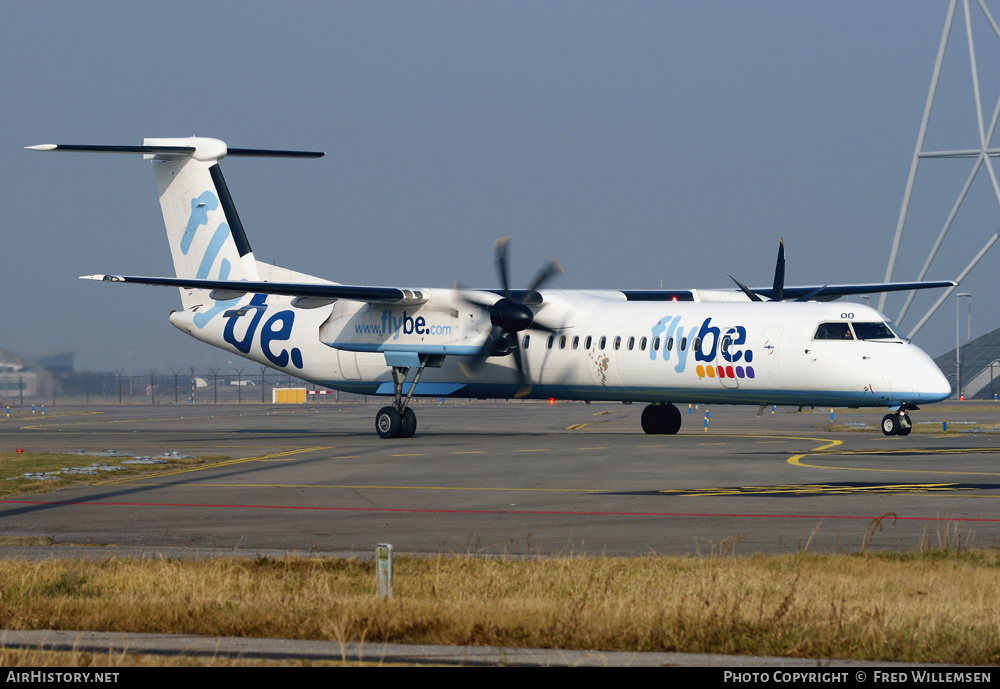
{"left": 0, "top": 350, "right": 51, "bottom": 399}
{"left": 934, "top": 327, "right": 1000, "bottom": 401}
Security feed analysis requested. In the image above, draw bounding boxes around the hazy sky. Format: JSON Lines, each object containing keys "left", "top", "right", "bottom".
{"left": 3, "top": 1, "right": 999, "bottom": 373}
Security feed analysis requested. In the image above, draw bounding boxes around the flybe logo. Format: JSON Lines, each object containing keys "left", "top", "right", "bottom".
{"left": 649, "top": 316, "right": 755, "bottom": 379}
{"left": 223, "top": 294, "right": 304, "bottom": 369}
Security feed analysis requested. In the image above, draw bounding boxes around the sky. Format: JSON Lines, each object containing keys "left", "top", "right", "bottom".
{"left": 3, "top": 1, "right": 999, "bottom": 373}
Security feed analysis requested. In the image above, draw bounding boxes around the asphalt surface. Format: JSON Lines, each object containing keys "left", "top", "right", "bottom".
{"left": 0, "top": 399, "right": 997, "bottom": 558}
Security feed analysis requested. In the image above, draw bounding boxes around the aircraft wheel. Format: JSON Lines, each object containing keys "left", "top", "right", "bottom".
{"left": 641, "top": 405, "right": 667, "bottom": 434}
{"left": 401, "top": 408, "right": 417, "bottom": 438}
{"left": 881, "top": 413, "right": 899, "bottom": 436}
{"left": 376, "top": 406, "right": 403, "bottom": 438}
{"left": 664, "top": 404, "right": 682, "bottom": 435}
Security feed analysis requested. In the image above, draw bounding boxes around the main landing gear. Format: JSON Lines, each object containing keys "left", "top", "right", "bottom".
{"left": 881, "top": 407, "right": 913, "bottom": 437}
{"left": 641, "top": 403, "right": 682, "bottom": 435}
{"left": 376, "top": 358, "right": 440, "bottom": 439}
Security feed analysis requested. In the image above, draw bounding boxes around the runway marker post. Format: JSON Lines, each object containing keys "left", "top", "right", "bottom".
{"left": 376, "top": 543, "right": 393, "bottom": 599}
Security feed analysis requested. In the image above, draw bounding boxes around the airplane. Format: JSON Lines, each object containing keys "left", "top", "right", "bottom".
{"left": 28, "top": 137, "right": 955, "bottom": 439}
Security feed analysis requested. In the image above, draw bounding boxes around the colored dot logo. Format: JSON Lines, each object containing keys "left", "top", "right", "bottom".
{"left": 696, "top": 364, "right": 754, "bottom": 379}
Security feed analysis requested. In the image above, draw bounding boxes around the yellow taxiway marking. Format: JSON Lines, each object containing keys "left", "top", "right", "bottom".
{"left": 788, "top": 452, "right": 1000, "bottom": 477}
{"left": 514, "top": 448, "right": 549, "bottom": 452}
{"left": 97, "top": 446, "right": 333, "bottom": 485}
{"left": 451, "top": 451, "right": 486, "bottom": 455}
{"left": 135, "top": 482, "right": 606, "bottom": 493}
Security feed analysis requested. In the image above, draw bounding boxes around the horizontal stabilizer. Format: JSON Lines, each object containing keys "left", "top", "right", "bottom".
{"left": 27, "top": 141, "right": 324, "bottom": 160}
{"left": 80, "top": 274, "right": 424, "bottom": 305}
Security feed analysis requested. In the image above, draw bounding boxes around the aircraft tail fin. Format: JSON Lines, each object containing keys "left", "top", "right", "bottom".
{"left": 27, "top": 138, "right": 324, "bottom": 310}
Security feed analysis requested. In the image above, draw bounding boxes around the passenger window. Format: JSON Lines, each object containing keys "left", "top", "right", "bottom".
{"left": 572, "top": 336, "right": 579, "bottom": 350}
{"left": 680, "top": 337, "right": 687, "bottom": 351}
{"left": 546, "top": 335, "right": 554, "bottom": 349}
{"left": 814, "top": 322, "right": 853, "bottom": 340}
{"left": 693, "top": 337, "right": 701, "bottom": 351}
{"left": 599, "top": 336, "right": 607, "bottom": 350}
{"left": 585, "top": 336, "right": 592, "bottom": 349}
{"left": 523, "top": 335, "right": 530, "bottom": 349}
{"left": 559, "top": 335, "right": 567, "bottom": 349}
{"left": 627, "top": 336, "right": 635, "bottom": 351}
{"left": 653, "top": 336, "right": 660, "bottom": 351}
{"left": 666, "top": 337, "right": 674, "bottom": 351}
{"left": 614, "top": 336, "right": 621, "bottom": 350}
{"left": 639, "top": 337, "right": 647, "bottom": 351}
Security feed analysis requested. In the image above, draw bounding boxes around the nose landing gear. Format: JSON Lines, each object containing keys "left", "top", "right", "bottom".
{"left": 881, "top": 408, "right": 913, "bottom": 436}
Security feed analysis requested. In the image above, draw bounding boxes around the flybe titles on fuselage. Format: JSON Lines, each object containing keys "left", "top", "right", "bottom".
{"left": 353, "top": 310, "right": 453, "bottom": 339}
{"left": 650, "top": 316, "right": 755, "bottom": 380}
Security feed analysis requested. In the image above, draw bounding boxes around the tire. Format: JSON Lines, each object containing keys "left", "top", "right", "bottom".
{"left": 641, "top": 405, "right": 667, "bottom": 434}
{"left": 376, "top": 406, "right": 403, "bottom": 438}
{"left": 664, "top": 404, "right": 682, "bottom": 435}
{"left": 401, "top": 407, "right": 417, "bottom": 438}
{"left": 881, "top": 413, "right": 899, "bottom": 436}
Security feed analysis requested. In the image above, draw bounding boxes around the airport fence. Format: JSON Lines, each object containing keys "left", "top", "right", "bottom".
{"left": 0, "top": 369, "right": 378, "bottom": 407}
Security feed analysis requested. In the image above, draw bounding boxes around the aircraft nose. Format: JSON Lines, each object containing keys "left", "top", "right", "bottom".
{"left": 919, "top": 361, "right": 952, "bottom": 402}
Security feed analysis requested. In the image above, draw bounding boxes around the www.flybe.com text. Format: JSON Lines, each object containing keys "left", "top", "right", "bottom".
{"left": 355, "top": 311, "right": 452, "bottom": 338}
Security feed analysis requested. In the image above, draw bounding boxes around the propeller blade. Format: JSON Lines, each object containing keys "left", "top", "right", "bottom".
{"left": 458, "top": 325, "right": 505, "bottom": 377}
{"left": 794, "top": 285, "right": 827, "bottom": 302}
{"left": 457, "top": 289, "right": 495, "bottom": 310}
{"left": 510, "top": 340, "right": 532, "bottom": 398}
{"left": 525, "top": 258, "right": 565, "bottom": 296}
{"left": 726, "top": 272, "right": 764, "bottom": 302}
{"left": 772, "top": 239, "right": 785, "bottom": 302}
{"left": 494, "top": 235, "right": 513, "bottom": 298}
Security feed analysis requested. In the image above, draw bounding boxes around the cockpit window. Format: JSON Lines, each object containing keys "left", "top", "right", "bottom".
{"left": 852, "top": 322, "right": 898, "bottom": 340}
{"left": 814, "top": 322, "right": 853, "bottom": 340}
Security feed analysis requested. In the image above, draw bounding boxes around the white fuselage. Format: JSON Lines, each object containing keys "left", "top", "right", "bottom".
{"left": 168, "top": 288, "right": 951, "bottom": 409}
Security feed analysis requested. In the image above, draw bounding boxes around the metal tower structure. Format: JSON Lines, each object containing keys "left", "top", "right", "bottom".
{"left": 882, "top": 0, "right": 1000, "bottom": 338}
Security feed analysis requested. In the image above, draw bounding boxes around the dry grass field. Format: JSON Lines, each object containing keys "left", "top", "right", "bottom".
{"left": 0, "top": 549, "right": 995, "bottom": 665}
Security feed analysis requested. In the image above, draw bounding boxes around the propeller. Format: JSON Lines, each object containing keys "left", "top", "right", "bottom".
{"left": 459, "top": 236, "right": 563, "bottom": 395}
{"left": 727, "top": 239, "right": 786, "bottom": 302}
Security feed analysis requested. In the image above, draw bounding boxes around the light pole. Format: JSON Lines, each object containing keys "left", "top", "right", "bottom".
{"left": 956, "top": 292, "right": 972, "bottom": 399}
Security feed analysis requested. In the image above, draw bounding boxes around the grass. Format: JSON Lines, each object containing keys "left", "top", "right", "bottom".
{"left": 0, "top": 452, "right": 211, "bottom": 499}
{"left": 0, "top": 549, "right": 996, "bottom": 665}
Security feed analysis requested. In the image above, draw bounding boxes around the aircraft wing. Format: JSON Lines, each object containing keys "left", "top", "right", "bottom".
{"left": 620, "top": 280, "right": 957, "bottom": 303}
{"left": 749, "top": 280, "right": 959, "bottom": 302}
{"left": 80, "top": 275, "right": 421, "bottom": 305}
